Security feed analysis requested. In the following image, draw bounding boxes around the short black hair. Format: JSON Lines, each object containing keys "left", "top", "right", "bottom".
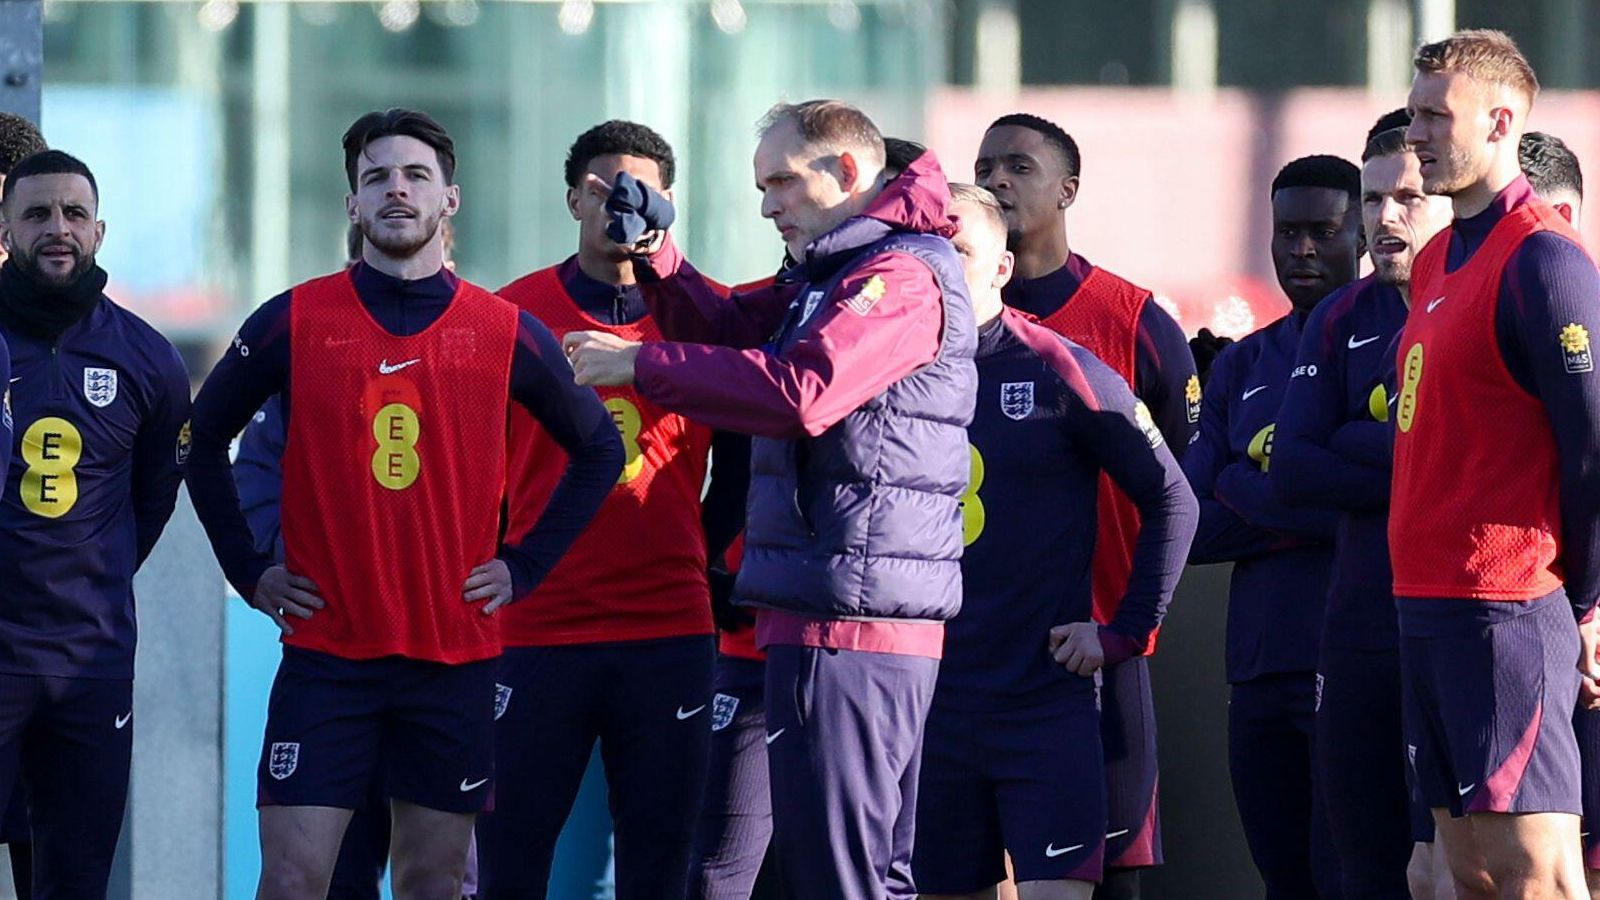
{"left": 987, "top": 112, "right": 1081, "bottom": 179}
{"left": 564, "top": 120, "right": 676, "bottom": 190}
{"left": 0, "top": 113, "right": 46, "bottom": 176}
{"left": 1271, "top": 154, "right": 1360, "bottom": 204}
{"left": 1520, "top": 131, "right": 1583, "bottom": 201}
{"left": 884, "top": 137, "right": 925, "bottom": 177}
{"left": 1365, "top": 108, "right": 1411, "bottom": 145}
{"left": 1, "top": 149, "right": 98, "bottom": 208}
{"left": 342, "top": 108, "right": 456, "bottom": 191}
{"left": 1362, "top": 127, "right": 1410, "bottom": 163}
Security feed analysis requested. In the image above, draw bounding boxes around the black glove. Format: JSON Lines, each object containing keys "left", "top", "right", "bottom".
{"left": 1189, "top": 327, "right": 1234, "bottom": 388}
{"left": 708, "top": 566, "right": 753, "bottom": 633}
{"left": 606, "top": 170, "right": 676, "bottom": 245}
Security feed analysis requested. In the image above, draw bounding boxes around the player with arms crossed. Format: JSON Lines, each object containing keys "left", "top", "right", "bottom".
{"left": 911, "top": 183, "right": 1196, "bottom": 900}
{"left": 1391, "top": 30, "right": 1600, "bottom": 899}
{"left": 1185, "top": 155, "right": 1364, "bottom": 899}
{"left": 185, "top": 108, "right": 622, "bottom": 900}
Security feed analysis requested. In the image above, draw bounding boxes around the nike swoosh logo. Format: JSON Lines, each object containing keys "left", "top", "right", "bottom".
{"left": 1347, "top": 334, "right": 1381, "bottom": 349}
{"left": 676, "top": 705, "right": 706, "bottom": 720}
{"left": 1241, "top": 386, "right": 1268, "bottom": 400}
{"left": 1427, "top": 297, "right": 1445, "bottom": 313}
{"left": 1045, "top": 843, "right": 1083, "bottom": 858}
{"left": 459, "top": 777, "right": 489, "bottom": 792}
{"left": 378, "top": 358, "right": 421, "bottom": 375}
{"left": 1457, "top": 783, "right": 1475, "bottom": 796}
{"left": 114, "top": 712, "right": 132, "bottom": 729}
{"left": 7, "top": 377, "right": 18, "bottom": 383}
{"left": 765, "top": 728, "right": 786, "bottom": 745}
{"left": 1106, "top": 829, "right": 1130, "bottom": 840}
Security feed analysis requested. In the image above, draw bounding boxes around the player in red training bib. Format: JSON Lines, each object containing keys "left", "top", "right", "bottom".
{"left": 975, "top": 113, "right": 1199, "bottom": 896}
{"left": 185, "top": 109, "right": 622, "bottom": 899}
{"left": 476, "top": 120, "right": 747, "bottom": 900}
{"left": 1390, "top": 31, "right": 1600, "bottom": 899}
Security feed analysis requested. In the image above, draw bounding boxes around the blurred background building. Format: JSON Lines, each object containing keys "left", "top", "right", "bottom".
{"left": 6, "top": 1, "right": 1600, "bottom": 896}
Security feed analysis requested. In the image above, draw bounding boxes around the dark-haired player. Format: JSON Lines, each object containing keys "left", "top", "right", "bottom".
{"left": 476, "top": 119, "right": 743, "bottom": 900}
{"left": 0, "top": 150, "right": 190, "bottom": 897}
{"left": 974, "top": 112, "right": 1197, "bottom": 898}
{"left": 1185, "top": 154, "right": 1364, "bottom": 899}
{"left": 1269, "top": 117, "right": 1454, "bottom": 900}
{"left": 185, "top": 108, "right": 622, "bottom": 899}
{"left": 0, "top": 109, "right": 43, "bottom": 899}
{"left": 911, "top": 183, "right": 1196, "bottom": 900}
{"left": 690, "top": 134, "right": 928, "bottom": 900}
{"left": 1392, "top": 30, "right": 1600, "bottom": 898}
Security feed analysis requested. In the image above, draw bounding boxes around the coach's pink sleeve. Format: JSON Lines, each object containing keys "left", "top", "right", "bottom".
{"left": 633, "top": 252, "right": 943, "bottom": 439}
{"left": 634, "top": 234, "right": 797, "bottom": 349}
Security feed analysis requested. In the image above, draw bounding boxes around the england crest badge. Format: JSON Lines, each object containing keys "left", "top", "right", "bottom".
{"left": 494, "top": 683, "right": 513, "bottom": 721}
{"left": 268, "top": 742, "right": 300, "bottom": 780}
{"left": 83, "top": 367, "right": 118, "bottom": 408}
{"left": 1000, "top": 381, "right": 1035, "bottom": 420}
{"left": 711, "top": 692, "right": 740, "bottom": 732}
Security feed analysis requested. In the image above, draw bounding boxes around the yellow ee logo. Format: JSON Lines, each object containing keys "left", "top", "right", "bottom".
{"left": 961, "top": 444, "right": 986, "bottom": 546}
{"left": 1368, "top": 384, "right": 1389, "bottom": 423}
{"left": 21, "top": 417, "right": 83, "bottom": 518}
{"left": 1397, "top": 343, "right": 1423, "bottom": 433}
{"left": 1247, "top": 424, "right": 1275, "bottom": 472}
{"left": 605, "top": 397, "right": 646, "bottom": 484}
{"left": 371, "top": 402, "right": 421, "bottom": 490}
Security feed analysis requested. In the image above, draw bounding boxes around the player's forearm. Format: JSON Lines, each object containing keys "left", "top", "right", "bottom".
{"left": 1326, "top": 420, "right": 1392, "bottom": 470}
{"left": 1189, "top": 497, "right": 1280, "bottom": 563}
{"left": 1214, "top": 462, "right": 1338, "bottom": 542}
{"left": 1106, "top": 469, "right": 1199, "bottom": 660}
{"left": 1269, "top": 434, "right": 1389, "bottom": 512}
{"left": 499, "top": 417, "right": 624, "bottom": 598}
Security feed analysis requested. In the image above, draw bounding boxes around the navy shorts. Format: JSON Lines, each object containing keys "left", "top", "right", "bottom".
{"left": 257, "top": 646, "right": 496, "bottom": 814}
{"left": 1101, "top": 655, "right": 1161, "bottom": 868}
{"left": 912, "top": 688, "right": 1105, "bottom": 892}
{"left": 1399, "top": 591, "right": 1582, "bottom": 817}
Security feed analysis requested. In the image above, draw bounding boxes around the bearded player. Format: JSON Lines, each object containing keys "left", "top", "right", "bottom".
{"left": 1268, "top": 116, "right": 1454, "bottom": 899}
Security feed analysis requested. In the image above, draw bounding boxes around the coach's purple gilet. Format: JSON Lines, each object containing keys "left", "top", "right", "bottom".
{"left": 735, "top": 223, "right": 978, "bottom": 624}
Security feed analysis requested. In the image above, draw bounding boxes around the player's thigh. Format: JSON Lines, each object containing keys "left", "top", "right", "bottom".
{"left": 598, "top": 635, "right": 714, "bottom": 805}
{"left": 258, "top": 648, "right": 386, "bottom": 809}
{"left": 258, "top": 805, "right": 356, "bottom": 897}
{"left": 22, "top": 677, "right": 132, "bottom": 892}
{"left": 1431, "top": 811, "right": 1495, "bottom": 897}
{"left": 911, "top": 701, "right": 1006, "bottom": 895}
{"left": 1469, "top": 810, "right": 1582, "bottom": 871}
{"left": 998, "top": 698, "right": 1105, "bottom": 887}
{"left": 388, "top": 799, "right": 474, "bottom": 894}
{"left": 922, "top": 890, "right": 1000, "bottom": 900}
{"left": 0, "top": 676, "right": 38, "bottom": 803}
{"left": 383, "top": 656, "right": 495, "bottom": 816}
{"left": 1016, "top": 880, "right": 1095, "bottom": 900}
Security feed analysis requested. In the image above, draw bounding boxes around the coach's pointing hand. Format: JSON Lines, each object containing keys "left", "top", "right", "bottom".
{"left": 1049, "top": 622, "right": 1106, "bottom": 676}
{"left": 565, "top": 331, "right": 641, "bottom": 387}
{"left": 252, "top": 565, "right": 324, "bottom": 636}
{"left": 464, "top": 560, "right": 513, "bottom": 614}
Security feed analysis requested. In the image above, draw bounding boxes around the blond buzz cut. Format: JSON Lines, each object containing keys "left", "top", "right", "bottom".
{"left": 1414, "top": 29, "right": 1540, "bottom": 106}
{"left": 948, "top": 182, "right": 1006, "bottom": 239}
